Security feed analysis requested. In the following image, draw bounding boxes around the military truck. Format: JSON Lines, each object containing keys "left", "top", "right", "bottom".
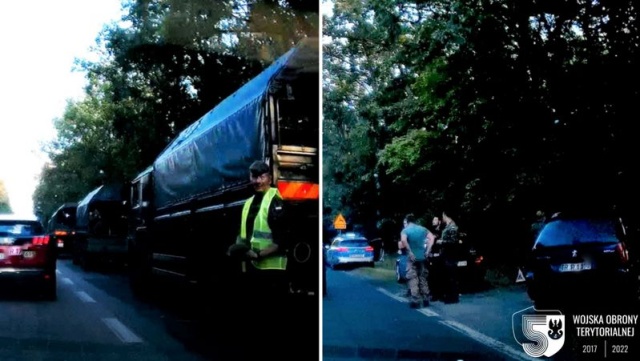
{"left": 74, "top": 183, "right": 129, "bottom": 270}
{"left": 46, "top": 202, "right": 77, "bottom": 257}
{"left": 126, "top": 37, "right": 319, "bottom": 298}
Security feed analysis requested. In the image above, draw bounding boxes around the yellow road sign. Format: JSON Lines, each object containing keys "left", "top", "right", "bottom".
{"left": 333, "top": 213, "right": 347, "bottom": 230}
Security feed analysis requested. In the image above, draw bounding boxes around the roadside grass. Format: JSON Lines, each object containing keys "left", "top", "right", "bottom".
{"left": 484, "top": 264, "right": 517, "bottom": 288}
{"left": 345, "top": 251, "right": 523, "bottom": 291}
{"left": 331, "top": 252, "right": 399, "bottom": 282}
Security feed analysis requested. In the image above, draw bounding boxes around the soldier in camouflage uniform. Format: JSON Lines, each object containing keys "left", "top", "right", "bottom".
{"left": 439, "top": 210, "right": 460, "bottom": 303}
{"left": 400, "top": 214, "right": 435, "bottom": 308}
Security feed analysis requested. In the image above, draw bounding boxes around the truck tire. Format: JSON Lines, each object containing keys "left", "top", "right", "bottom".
{"left": 288, "top": 241, "right": 316, "bottom": 295}
{"left": 128, "top": 245, "right": 156, "bottom": 301}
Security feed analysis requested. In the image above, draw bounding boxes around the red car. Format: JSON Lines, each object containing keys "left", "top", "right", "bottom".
{"left": 0, "top": 213, "right": 57, "bottom": 300}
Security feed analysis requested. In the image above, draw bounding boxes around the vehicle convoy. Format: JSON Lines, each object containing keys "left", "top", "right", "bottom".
{"left": 73, "top": 183, "right": 129, "bottom": 270}
{"left": 126, "top": 37, "right": 319, "bottom": 298}
{"left": 46, "top": 202, "right": 78, "bottom": 257}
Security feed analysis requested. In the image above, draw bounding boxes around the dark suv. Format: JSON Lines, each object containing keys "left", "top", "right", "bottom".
{"left": 0, "top": 214, "right": 57, "bottom": 300}
{"left": 525, "top": 212, "right": 638, "bottom": 308}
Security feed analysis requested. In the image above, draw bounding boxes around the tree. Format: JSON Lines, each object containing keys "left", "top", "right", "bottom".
{"left": 323, "top": 0, "right": 640, "bottom": 266}
{"left": 0, "top": 179, "right": 12, "bottom": 214}
{"left": 33, "top": 0, "right": 319, "bottom": 218}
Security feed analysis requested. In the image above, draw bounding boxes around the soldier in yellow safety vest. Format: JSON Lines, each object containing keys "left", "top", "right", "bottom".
{"left": 234, "top": 160, "right": 289, "bottom": 296}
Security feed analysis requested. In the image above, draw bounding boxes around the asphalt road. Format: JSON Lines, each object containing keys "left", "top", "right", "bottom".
{"left": 0, "top": 259, "right": 208, "bottom": 361}
{"left": 324, "top": 267, "right": 525, "bottom": 361}
{"left": 1, "top": 258, "right": 320, "bottom": 361}
{"left": 324, "top": 261, "right": 640, "bottom": 361}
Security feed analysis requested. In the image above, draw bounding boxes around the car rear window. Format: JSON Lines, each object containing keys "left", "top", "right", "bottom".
{"left": 340, "top": 239, "right": 369, "bottom": 247}
{"left": 0, "top": 221, "right": 44, "bottom": 237}
{"left": 535, "top": 219, "right": 619, "bottom": 247}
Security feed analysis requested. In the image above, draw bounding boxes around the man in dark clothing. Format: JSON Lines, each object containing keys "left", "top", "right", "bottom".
{"left": 231, "top": 160, "right": 289, "bottom": 296}
{"left": 225, "top": 160, "right": 290, "bottom": 359}
{"left": 431, "top": 216, "right": 443, "bottom": 240}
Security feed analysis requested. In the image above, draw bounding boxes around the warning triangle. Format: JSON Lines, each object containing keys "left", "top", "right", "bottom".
{"left": 515, "top": 268, "right": 526, "bottom": 283}
{"left": 333, "top": 213, "right": 347, "bottom": 230}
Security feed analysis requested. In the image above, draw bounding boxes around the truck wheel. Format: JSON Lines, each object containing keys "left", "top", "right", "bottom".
{"left": 128, "top": 251, "right": 156, "bottom": 301}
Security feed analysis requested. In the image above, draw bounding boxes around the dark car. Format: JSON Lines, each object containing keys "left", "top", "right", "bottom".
{"left": 325, "top": 232, "right": 375, "bottom": 269}
{"left": 0, "top": 213, "right": 57, "bottom": 300}
{"left": 525, "top": 212, "right": 639, "bottom": 308}
{"left": 396, "top": 237, "right": 486, "bottom": 292}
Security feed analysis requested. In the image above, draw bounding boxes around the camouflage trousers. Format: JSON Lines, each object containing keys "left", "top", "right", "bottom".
{"left": 406, "top": 258, "right": 430, "bottom": 303}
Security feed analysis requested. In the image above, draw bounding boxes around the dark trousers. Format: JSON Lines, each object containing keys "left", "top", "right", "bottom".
{"left": 429, "top": 257, "right": 459, "bottom": 302}
{"left": 442, "top": 259, "right": 459, "bottom": 302}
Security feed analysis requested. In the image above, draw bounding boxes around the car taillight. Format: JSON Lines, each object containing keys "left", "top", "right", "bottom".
{"left": 616, "top": 243, "right": 629, "bottom": 264}
{"left": 336, "top": 247, "right": 348, "bottom": 252}
{"left": 277, "top": 181, "right": 319, "bottom": 200}
{"left": 32, "top": 235, "right": 50, "bottom": 245}
{"left": 54, "top": 230, "right": 68, "bottom": 236}
{"left": 365, "top": 246, "right": 374, "bottom": 252}
{"left": 475, "top": 255, "right": 484, "bottom": 265}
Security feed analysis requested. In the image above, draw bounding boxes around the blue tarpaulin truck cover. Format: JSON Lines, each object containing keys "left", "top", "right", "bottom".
{"left": 76, "top": 183, "right": 125, "bottom": 230}
{"left": 152, "top": 37, "right": 318, "bottom": 210}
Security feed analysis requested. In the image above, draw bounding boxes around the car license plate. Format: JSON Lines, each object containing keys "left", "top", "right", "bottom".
{"left": 23, "top": 251, "right": 36, "bottom": 259}
{"left": 8, "top": 246, "right": 22, "bottom": 256}
{"left": 457, "top": 260, "right": 467, "bottom": 267}
{"left": 559, "top": 262, "right": 591, "bottom": 272}
{"left": 351, "top": 254, "right": 364, "bottom": 258}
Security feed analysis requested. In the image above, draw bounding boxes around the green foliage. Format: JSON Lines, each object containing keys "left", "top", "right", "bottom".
{"left": 0, "top": 180, "right": 12, "bottom": 214}
{"left": 323, "top": 0, "right": 640, "bottom": 265}
{"left": 33, "top": 0, "right": 318, "bottom": 223}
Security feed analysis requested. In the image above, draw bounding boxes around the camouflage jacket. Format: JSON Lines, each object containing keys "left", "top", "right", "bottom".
{"left": 440, "top": 222, "right": 459, "bottom": 244}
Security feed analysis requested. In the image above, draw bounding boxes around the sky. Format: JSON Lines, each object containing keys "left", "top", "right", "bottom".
{"left": 0, "top": 0, "right": 125, "bottom": 216}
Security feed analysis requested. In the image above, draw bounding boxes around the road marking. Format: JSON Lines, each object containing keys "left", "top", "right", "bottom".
{"left": 378, "top": 286, "right": 533, "bottom": 361}
{"left": 75, "top": 291, "right": 96, "bottom": 303}
{"left": 417, "top": 308, "right": 439, "bottom": 317}
{"left": 377, "top": 287, "right": 408, "bottom": 303}
{"left": 377, "top": 288, "right": 439, "bottom": 317}
{"left": 62, "top": 278, "right": 74, "bottom": 285}
{"left": 102, "top": 318, "right": 143, "bottom": 343}
{"left": 439, "top": 320, "right": 539, "bottom": 361}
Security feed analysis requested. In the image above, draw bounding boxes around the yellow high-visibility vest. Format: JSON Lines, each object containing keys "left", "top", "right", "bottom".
{"left": 240, "top": 188, "right": 287, "bottom": 270}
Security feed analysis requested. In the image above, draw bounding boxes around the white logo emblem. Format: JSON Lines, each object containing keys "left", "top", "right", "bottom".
{"left": 572, "top": 250, "right": 578, "bottom": 258}
{"left": 513, "top": 307, "right": 565, "bottom": 357}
